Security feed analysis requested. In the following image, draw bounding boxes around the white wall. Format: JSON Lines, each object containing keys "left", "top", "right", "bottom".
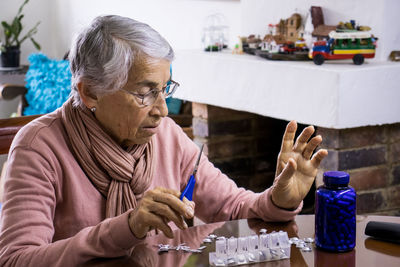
{"left": 241, "top": 0, "right": 400, "bottom": 61}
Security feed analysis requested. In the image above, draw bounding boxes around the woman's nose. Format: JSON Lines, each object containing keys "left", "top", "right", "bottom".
{"left": 150, "top": 94, "right": 168, "bottom": 117}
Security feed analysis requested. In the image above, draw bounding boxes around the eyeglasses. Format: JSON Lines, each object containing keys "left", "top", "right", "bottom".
{"left": 120, "top": 79, "right": 180, "bottom": 107}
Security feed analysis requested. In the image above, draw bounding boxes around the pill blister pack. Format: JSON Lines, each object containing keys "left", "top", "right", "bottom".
{"left": 155, "top": 243, "right": 207, "bottom": 253}
{"left": 209, "top": 231, "right": 291, "bottom": 266}
{"left": 289, "top": 237, "right": 314, "bottom": 252}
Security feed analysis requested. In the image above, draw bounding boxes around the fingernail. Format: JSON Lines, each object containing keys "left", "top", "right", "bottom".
{"left": 183, "top": 221, "right": 188, "bottom": 229}
{"left": 186, "top": 206, "right": 194, "bottom": 217}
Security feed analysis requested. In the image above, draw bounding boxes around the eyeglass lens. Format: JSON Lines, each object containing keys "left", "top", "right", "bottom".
{"left": 140, "top": 81, "right": 178, "bottom": 106}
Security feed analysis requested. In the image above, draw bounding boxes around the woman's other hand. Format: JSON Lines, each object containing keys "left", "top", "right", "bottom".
{"left": 271, "top": 121, "right": 328, "bottom": 210}
{"left": 128, "top": 187, "right": 195, "bottom": 238}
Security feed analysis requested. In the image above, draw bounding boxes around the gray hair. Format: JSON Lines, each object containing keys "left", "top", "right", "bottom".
{"left": 69, "top": 15, "right": 174, "bottom": 107}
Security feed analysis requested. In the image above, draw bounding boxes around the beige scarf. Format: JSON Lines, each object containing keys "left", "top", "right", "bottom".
{"left": 61, "top": 98, "right": 154, "bottom": 218}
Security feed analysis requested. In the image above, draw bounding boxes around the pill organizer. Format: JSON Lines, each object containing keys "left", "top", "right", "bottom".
{"left": 209, "top": 231, "right": 291, "bottom": 266}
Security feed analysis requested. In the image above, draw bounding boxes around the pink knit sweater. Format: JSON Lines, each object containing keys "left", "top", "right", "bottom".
{"left": 0, "top": 108, "right": 301, "bottom": 266}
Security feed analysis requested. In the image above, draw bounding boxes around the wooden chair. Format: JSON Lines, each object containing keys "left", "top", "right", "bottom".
{"left": 0, "top": 115, "right": 42, "bottom": 204}
{"left": 0, "top": 83, "right": 28, "bottom": 117}
{"left": 0, "top": 81, "right": 43, "bottom": 154}
{"left": 0, "top": 84, "right": 42, "bottom": 202}
{"left": 0, "top": 114, "right": 42, "bottom": 155}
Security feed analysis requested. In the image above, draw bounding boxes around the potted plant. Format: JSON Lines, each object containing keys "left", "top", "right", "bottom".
{"left": 0, "top": 0, "right": 40, "bottom": 69}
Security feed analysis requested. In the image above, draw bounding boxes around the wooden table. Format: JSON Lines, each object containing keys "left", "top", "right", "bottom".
{"left": 85, "top": 215, "right": 400, "bottom": 266}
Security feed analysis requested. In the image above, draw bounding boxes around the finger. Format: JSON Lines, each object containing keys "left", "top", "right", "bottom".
{"left": 152, "top": 188, "right": 194, "bottom": 219}
{"left": 311, "top": 149, "right": 328, "bottom": 168}
{"left": 276, "top": 160, "right": 286, "bottom": 176}
{"left": 155, "top": 187, "right": 181, "bottom": 197}
{"left": 280, "top": 121, "right": 297, "bottom": 153}
{"left": 275, "top": 158, "right": 297, "bottom": 190}
{"left": 147, "top": 213, "right": 174, "bottom": 238}
{"left": 150, "top": 202, "right": 188, "bottom": 230}
{"left": 182, "top": 197, "right": 195, "bottom": 209}
{"left": 293, "top": 125, "right": 315, "bottom": 153}
{"left": 302, "top": 135, "right": 322, "bottom": 159}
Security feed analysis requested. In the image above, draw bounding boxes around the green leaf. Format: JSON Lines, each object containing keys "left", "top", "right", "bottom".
{"left": 30, "top": 37, "right": 41, "bottom": 50}
{"left": 17, "top": 0, "right": 29, "bottom": 16}
{"left": 17, "top": 19, "right": 23, "bottom": 37}
{"left": 1, "top": 21, "right": 11, "bottom": 30}
{"left": 18, "top": 21, "right": 40, "bottom": 45}
{"left": 11, "top": 16, "right": 22, "bottom": 36}
{"left": 16, "top": 19, "right": 23, "bottom": 37}
{"left": 2, "top": 20, "right": 14, "bottom": 46}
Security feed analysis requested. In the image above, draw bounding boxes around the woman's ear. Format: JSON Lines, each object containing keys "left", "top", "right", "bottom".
{"left": 77, "top": 81, "right": 97, "bottom": 109}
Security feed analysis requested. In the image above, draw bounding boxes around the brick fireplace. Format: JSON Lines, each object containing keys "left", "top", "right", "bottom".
{"left": 191, "top": 103, "right": 400, "bottom": 216}
{"left": 316, "top": 124, "right": 400, "bottom": 215}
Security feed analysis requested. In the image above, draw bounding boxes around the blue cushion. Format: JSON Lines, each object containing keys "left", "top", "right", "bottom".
{"left": 166, "top": 98, "right": 182, "bottom": 114}
{"left": 23, "top": 53, "right": 71, "bottom": 116}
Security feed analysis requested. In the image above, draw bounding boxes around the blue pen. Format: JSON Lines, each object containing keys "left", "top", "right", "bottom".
{"left": 180, "top": 144, "right": 204, "bottom": 201}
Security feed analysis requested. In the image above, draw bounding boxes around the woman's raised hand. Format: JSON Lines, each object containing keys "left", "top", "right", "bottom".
{"left": 128, "top": 187, "right": 195, "bottom": 238}
{"left": 271, "top": 121, "right": 328, "bottom": 210}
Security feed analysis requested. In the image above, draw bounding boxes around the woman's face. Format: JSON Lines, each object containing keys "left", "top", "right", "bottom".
{"left": 94, "top": 58, "right": 170, "bottom": 147}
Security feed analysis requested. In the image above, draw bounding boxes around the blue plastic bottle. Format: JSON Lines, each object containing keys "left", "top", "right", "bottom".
{"left": 315, "top": 171, "right": 356, "bottom": 252}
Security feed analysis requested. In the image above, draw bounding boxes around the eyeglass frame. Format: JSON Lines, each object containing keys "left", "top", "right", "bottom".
{"left": 120, "top": 79, "right": 180, "bottom": 107}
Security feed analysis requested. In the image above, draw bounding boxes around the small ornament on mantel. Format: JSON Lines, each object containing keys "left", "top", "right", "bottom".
{"left": 232, "top": 36, "right": 244, "bottom": 54}
{"left": 389, "top": 51, "right": 400, "bottom": 61}
{"left": 255, "top": 12, "right": 310, "bottom": 61}
{"left": 202, "top": 13, "right": 229, "bottom": 52}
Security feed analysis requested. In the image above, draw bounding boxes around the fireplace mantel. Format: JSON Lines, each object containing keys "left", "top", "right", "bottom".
{"left": 173, "top": 50, "right": 400, "bottom": 129}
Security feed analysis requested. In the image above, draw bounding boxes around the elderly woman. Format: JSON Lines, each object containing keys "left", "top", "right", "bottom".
{"left": 0, "top": 15, "right": 327, "bottom": 266}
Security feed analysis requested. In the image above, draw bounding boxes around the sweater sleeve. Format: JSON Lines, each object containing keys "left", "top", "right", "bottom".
{"left": 174, "top": 122, "right": 302, "bottom": 223}
{"left": 0, "top": 147, "right": 143, "bottom": 267}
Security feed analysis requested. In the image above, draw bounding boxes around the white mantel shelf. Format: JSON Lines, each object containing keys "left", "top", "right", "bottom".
{"left": 172, "top": 50, "right": 400, "bottom": 129}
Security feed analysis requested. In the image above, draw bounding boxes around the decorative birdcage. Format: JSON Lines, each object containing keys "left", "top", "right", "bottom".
{"left": 202, "top": 13, "right": 229, "bottom": 52}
